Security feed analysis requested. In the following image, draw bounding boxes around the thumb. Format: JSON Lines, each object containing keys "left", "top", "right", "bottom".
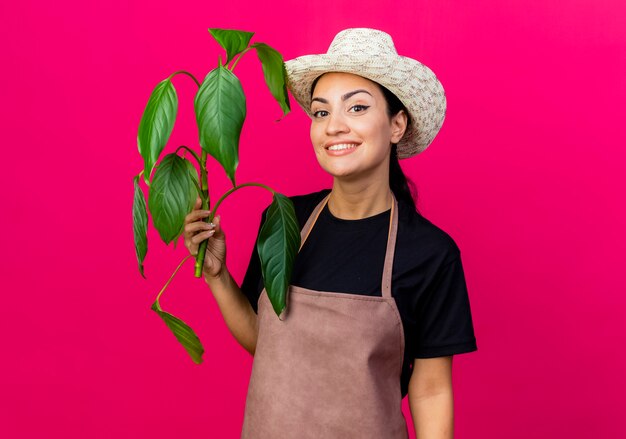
{"left": 213, "top": 214, "right": 223, "bottom": 234}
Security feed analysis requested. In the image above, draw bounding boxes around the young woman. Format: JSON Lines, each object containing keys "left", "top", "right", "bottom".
{"left": 183, "top": 28, "right": 477, "bottom": 439}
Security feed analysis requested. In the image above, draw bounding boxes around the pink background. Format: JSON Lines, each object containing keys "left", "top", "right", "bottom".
{"left": 2, "top": 0, "right": 624, "bottom": 437}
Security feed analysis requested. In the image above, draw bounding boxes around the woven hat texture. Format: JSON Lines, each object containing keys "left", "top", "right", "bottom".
{"left": 284, "top": 28, "right": 447, "bottom": 158}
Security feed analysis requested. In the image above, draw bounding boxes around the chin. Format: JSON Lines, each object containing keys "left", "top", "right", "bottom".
{"left": 320, "top": 164, "right": 362, "bottom": 179}
{"left": 324, "top": 168, "right": 361, "bottom": 180}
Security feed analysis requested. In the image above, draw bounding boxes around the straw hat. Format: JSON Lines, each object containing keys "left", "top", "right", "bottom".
{"left": 284, "top": 28, "right": 447, "bottom": 159}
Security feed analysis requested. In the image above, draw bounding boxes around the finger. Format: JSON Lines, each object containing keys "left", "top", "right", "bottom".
{"left": 209, "top": 214, "right": 219, "bottom": 230}
{"left": 184, "top": 221, "right": 214, "bottom": 235}
{"left": 194, "top": 196, "right": 202, "bottom": 209}
{"left": 191, "top": 229, "right": 215, "bottom": 245}
{"left": 185, "top": 239, "right": 199, "bottom": 256}
{"left": 211, "top": 214, "right": 223, "bottom": 236}
{"left": 184, "top": 209, "right": 211, "bottom": 224}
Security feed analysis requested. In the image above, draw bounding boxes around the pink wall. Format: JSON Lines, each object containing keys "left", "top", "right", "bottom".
{"left": 2, "top": 0, "right": 624, "bottom": 437}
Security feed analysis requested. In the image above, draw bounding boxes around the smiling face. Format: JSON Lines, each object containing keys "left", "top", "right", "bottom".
{"left": 309, "top": 72, "right": 407, "bottom": 183}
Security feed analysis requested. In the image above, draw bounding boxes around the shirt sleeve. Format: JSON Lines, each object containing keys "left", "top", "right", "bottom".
{"left": 239, "top": 205, "right": 269, "bottom": 314}
{"left": 413, "top": 253, "right": 478, "bottom": 358}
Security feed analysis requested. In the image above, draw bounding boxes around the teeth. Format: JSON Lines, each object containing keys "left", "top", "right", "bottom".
{"left": 328, "top": 143, "right": 359, "bottom": 151}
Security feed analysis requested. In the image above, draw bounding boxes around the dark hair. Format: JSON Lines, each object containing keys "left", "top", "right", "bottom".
{"left": 310, "top": 74, "right": 419, "bottom": 213}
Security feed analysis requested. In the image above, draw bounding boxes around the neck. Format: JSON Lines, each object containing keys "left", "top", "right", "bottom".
{"left": 328, "top": 181, "right": 393, "bottom": 220}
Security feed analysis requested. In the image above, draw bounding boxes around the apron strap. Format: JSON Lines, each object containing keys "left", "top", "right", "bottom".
{"left": 381, "top": 192, "right": 398, "bottom": 299}
{"left": 299, "top": 193, "right": 332, "bottom": 251}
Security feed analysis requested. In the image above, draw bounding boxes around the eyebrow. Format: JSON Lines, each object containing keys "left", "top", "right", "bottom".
{"left": 311, "top": 89, "right": 372, "bottom": 105}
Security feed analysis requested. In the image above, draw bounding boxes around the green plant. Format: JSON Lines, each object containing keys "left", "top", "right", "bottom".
{"left": 132, "top": 28, "right": 301, "bottom": 364}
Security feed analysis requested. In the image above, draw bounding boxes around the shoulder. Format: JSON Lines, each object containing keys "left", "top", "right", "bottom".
{"left": 396, "top": 199, "right": 461, "bottom": 266}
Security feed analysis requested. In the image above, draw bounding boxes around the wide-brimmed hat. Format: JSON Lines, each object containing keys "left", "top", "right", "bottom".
{"left": 284, "top": 28, "right": 447, "bottom": 159}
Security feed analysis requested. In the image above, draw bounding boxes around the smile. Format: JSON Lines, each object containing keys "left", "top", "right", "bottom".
{"left": 327, "top": 143, "right": 359, "bottom": 151}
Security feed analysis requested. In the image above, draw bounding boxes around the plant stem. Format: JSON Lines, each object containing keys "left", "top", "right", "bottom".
{"left": 200, "top": 151, "right": 209, "bottom": 207}
{"left": 155, "top": 254, "right": 194, "bottom": 306}
{"left": 229, "top": 48, "right": 251, "bottom": 72}
{"left": 194, "top": 151, "right": 211, "bottom": 277}
{"left": 193, "top": 181, "right": 275, "bottom": 278}
{"left": 168, "top": 70, "right": 201, "bottom": 88}
{"left": 213, "top": 182, "right": 274, "bottom": 214}
{"left": 138, "top": 169, "right": 150, "bottom": 187}
{"left": 174, "top": 145, "right": 205, "bottom": 203}
{"left": 175, "top": 145, "right": 202, "bottom": 167}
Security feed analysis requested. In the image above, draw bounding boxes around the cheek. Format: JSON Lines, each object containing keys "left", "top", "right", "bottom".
{"left": 376, "top": 119, "right": 394, "bottom": 141}
{"left": 354, "top": 115, "right": 387, "bottom": 135}
{"left": 310, "top": 123, "right": 320, "bottom": 143}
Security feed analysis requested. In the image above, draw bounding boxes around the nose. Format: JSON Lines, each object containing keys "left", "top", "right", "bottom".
{"left": 325, "top": 110, "right": 350, "bottom": 136}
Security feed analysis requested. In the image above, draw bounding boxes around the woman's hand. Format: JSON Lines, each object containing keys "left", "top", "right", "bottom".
{"left": 183, "top": 196, "right": 226, "bottom": 280}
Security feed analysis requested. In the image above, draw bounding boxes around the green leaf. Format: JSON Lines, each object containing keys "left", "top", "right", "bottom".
{"left": 151, "top": 299, "right": 204, "bottom": 364}
{"left": 148, "top": 154, "right": 197, "bottom": 245}
{"left": 132, "top": 175, "right": 149, "bottom": 278}
{"left": 251, "top": 42, "right": 291, "bottom": 117}
{"left": 208, "top": 28, "right": 254, "bottom": 65}
{"left": 137, "top": 79, "right": 178, "bottom": 185}
{"left": 183, "top": 156, "right": 201, "bottom": 199}
{"left": 257, "top": 193, "right": 301, "bottom": 319}
{"left": 194, "top": 66, "right": 246, "bottom": 187}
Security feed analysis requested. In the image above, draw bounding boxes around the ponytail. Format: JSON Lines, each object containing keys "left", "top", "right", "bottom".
{"left": 378, "top": 83, "right": 419, "bottom": 214}
{"left": 389, "top": 143, "right": 419, "bottom": 214}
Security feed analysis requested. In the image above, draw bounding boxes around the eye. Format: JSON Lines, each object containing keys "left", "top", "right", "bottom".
{"left": 312, "top": 110, "right": 329, "bottom": 118}
{"left": 349, "top": 104, "right": 370, "bottom": 113}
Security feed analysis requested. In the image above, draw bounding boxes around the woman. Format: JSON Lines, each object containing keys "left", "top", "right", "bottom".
{"left": 183, "top": 28, "right": 477, "bottom": 438}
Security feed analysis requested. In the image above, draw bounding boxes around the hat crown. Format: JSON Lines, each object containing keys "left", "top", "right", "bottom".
{"left": 327, "top": 28, "right": 398, "bottom": 57}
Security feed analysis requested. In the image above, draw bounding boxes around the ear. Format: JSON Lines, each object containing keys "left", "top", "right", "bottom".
{"left": 390, "top": 110, "right": 408, "bottom": 144}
